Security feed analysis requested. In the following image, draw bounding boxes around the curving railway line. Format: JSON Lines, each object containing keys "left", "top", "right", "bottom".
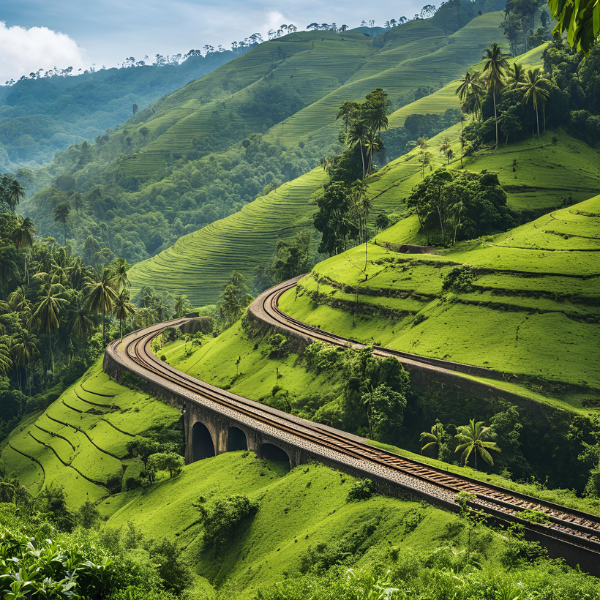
{"left": 106, "top": 278, "right": 600, "bottom": 573}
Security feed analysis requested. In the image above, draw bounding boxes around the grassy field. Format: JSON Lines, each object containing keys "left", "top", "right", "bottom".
{"left": 99, "top": 450, "right": 599, "bottom": 598}
{"left": 279, "top": 193, "right": 600, "bottom": 410}
{"left": 0, "top": 361, "right": 180, "bottom": 507}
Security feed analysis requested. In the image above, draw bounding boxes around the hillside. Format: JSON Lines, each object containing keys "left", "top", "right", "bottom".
{"left": 279, "top": 193, "right": 600, "bottom": 410}
{"left": 128, "top": 126, "right": 598, "bottom": 306}
{"left": 0, "top": 50, "right": 244, "bottom": 171}
{"left": 19, "top": 10, "right": 510, "bottom": 264}
{"left": 0, "top": 361, "right": 181, "bottom": 506}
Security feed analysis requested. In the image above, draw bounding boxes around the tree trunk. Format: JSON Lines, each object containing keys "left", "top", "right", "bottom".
{"left": 102, "top": 308, "right": 106, "bottom": 344}
{"left": 493, "top": 90, "right": 499, "bottom": 148}
{"left": 120, "top": 318, "right": 123, "bottom": 342}
{"left": 359, "top": 141, "right": 366, "bottom": 179}
{"left": 49, "top": 330, "right": 54, "bottom": 373}
{"left": 535, "top": 106, "right": 540, "bottom": 137}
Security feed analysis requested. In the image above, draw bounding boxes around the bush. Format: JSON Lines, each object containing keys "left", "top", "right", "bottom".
{"left": 125, "top": 476, "right": 142, "bottom": 491}
{"left": 196, "top": 494, "right": 258, "bottom": 554}
{"left": 347, "top": 478, "right": 375, "bottom": 501}
{"left": 442, "top": 266, "right": 475, "bottom": 293}
{"left": 148, "top": 452, "right": 185, "bottom": 478}
{"left": 267, "top": 333, "right": 290, "bottom": 358}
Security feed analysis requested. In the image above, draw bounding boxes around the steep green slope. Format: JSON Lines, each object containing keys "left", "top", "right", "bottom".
{"left": 280, "top": 194, "right": 600, "bottom": 407}
{"left": 0, "top": 361, "right": 180, "bottom": 506}
{"left": 0, "top": 51, "right": 243, "bottom": 170}
{"left": 21, "top": 10, "right": 509, "bottom": 264}
{"left": 129, "top": 168, "right": 328, "bottom": 304}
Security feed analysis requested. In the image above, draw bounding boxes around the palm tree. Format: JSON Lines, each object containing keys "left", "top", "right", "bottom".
{"left": 420, "top": 421, "right": 446, "bottom": 458}
{"left": 364, "top": 130, "right": 381, "bottom": 175}
{"left": 346, "top": 118, "right": 369, "bottom": 179}
{"left": 8, "top": 286, "right": 31, "bottom": 316}
{"left": 455, "top": 419, "right": 500, "bottom": 470}
{"left": 336, "top": 101, "right": 359, "bottom": 133}
{"left": 0, "top": 336, "right": 12, "bottom": 376}
{"left": 455, "top": 71, "right": 484, "bottom": 120}
{"left": 519, "top": 67, "right": 551, "bottom": 137}
{"left": 72, "top": 309, "right": 95, "bottom": 339}
{"left": 5, "top": 177, "right": 25, "bottom": 212}
{"left": 351, "top": 180, "right": 373, "bottom": 269}
{"left": 109, "top": 258, "right": 131, "bottom": 294}
{"left": 113, "top": 292, "right": 136, "bottom": 341}
{"left": 445, "top": 148, "right": 454, "bottom": 164}
{"left": 482, "top": 43, "right": 510, "bottom": 148}
{"left": 12, "top": 217, "right": 35, "bottom": 283}
{"left": 11, "top": 330, "right": 38, "bottom": 393}
{"left": 506, "top": 62, "right": 525, "bottom": 91}
{"left": 29, "top": 286, "right": 65, "bottom": 373}
{"left": 174, "top": 295, "right": 188, "bottom": 318}
{"left": 418, "top": 151, "right": 432, "bottom": 178}
{"left": 86, "top": 269, "right": 118, "bottom": 344}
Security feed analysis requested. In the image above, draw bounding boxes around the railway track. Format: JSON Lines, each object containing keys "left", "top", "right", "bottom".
{"left": 106, "top": 281, "right": 600, "bottom": 569}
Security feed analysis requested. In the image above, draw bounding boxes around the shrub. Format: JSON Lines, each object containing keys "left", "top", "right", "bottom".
{"left": 196, "top": 494, "right": 258, "bottom": 554}
{"left": 148, "top": 452, "right": 185, "bottom": 478}
{"left": 267, "top": 333, "right": 290, "bottom": 358}
{"left": 125, "top": 476, "right": 142, "bottom": 491}
{"left": 347, "top": 478, "right": 375, "bottom": 501}
{"left": 442, "top": 266, "right": 475, "bottom": 293}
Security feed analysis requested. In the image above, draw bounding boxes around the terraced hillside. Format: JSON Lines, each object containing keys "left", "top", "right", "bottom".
{"left": 129, "top": 168, "right": 328, "bottom": 305}
{"left": 0, "top": 361, "right": 180, "bottom": 506}
{"left": 130, "top": 126, "right": 598, "bottom": 306}
{"left": 279, "top": 194, "right": 600, "bottom": 410}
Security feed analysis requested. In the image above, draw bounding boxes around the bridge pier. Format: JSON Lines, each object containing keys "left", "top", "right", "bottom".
{"left": 183, "top": 399, "right": 298, "bottom": 469}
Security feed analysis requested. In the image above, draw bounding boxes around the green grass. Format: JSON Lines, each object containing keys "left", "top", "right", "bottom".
{"left": 280, "top": 194, "right": 600, "bottom": 408}
{"left": 0, "top": 360, "right": 181, "bottom": 508}
{"left": 129, "top": 168, "right": 328, "bottom": 305}
{"left": 100, "top": 451, "right": 509, "bottom": 598}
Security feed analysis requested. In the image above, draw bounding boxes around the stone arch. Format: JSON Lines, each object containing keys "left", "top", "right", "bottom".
{"left": 227, "top": 426, "right": 248, "bottom": 452}
{"left": 259, "top": 442, "right": 290, "bottom": 471}
{"left": 192, "top": 421, "right": 215, "bottom": 461}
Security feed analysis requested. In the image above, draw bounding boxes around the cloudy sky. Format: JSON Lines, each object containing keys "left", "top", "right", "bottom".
{"left": 0, "top": 0, "right": 423, "bottom": 83}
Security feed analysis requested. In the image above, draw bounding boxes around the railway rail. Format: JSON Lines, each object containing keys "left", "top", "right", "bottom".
{"left": 106, "top": 279, "right": 600, "bottom": 573}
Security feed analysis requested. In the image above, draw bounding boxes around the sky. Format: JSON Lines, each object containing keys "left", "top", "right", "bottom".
{"left": 0, "top": 0, "right": 424, "bottom": 83}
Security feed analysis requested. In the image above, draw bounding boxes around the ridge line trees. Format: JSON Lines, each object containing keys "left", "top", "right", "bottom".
{"left": 482, "top": 43, "right": 510, "bottom": 148}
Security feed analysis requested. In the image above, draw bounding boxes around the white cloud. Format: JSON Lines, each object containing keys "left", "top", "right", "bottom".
{"left": 265, "top": 10, "right": 288, "bottom": 31}
{"left": 0, "top": 21, "right": 86, "bottom": 83}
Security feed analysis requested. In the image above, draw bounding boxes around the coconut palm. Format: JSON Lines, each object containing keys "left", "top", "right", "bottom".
{"left": 519, "top": 67, "right": 551, "bottom": 137}
{"left": 351, "top": 180, "right": 373, "bottom": 269}
{"left": 29, "top": 286, "right": 65, "bottom": 373}
{"left": 86, "top": 269, "right": 118, "bottom": 343}
{"left": 3, "top": 177, "right": 25, "bottom": 212}
{"left": 109, "top": 258, "right": 131, "bottom": 294}
{"left": 72, "top": 309, "right": 95, "bottom": 339}
{"left": 506, "top": 62, "right": 525, "bottom": 91}
{"left": 0, "top": 336, "right": 12, "bottom": 376}
{"left": 420, "top": 421, "right": 446, "bottom": 457}
{"left": 336, "top": 100, "right": 359, "bottom": 133}
{"left": 174, "top": 295, "right": 189, "bottom": 318}
{"left": 12, "top": 217, "right": 35, "bottom": 283}
{"left": 8, "top": 286, "right": 31, "bottom": 316}
{"left": 364, "top": 130, "right": 381, "bottom": 175}
{"left": 482, "top": 43, "right": 510, "bottom": 148}
{"left": 455, "top": 71, "right": 484, "bottom": 120}
{"left": 346, "top": 118, "right": 369, "bottom": 179}
{"left": 11, "top": 330, "right": 38, "bottom": 393}
{"left": 455, "top": 419, "right": 500, "bottom": 470}
{"left": 113, "top": 292, "right": 136, "bottom": 341}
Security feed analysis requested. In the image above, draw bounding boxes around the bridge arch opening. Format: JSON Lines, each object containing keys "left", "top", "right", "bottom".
{"left": 260, "top": 443, "right": 290, "bottom": 472}
{"left": 192, "top": 421, "right": 215, "bottom": 462}
{"left": 227, "top": 427, "right": 248, "bottom": 452}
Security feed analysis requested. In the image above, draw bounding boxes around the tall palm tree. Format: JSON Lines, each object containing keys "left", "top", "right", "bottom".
{"left": 519, "top": 67, "right": 551, "bottom": 137}
{"left": 420, "top": 421, "right": 446, "bottom": 458}
{"left": 174, "top": 295, "right": 188, "bottom": 318}
{"left": 72, "top": 309, "right": 95, "bottom": 339}
{"left": 109, "top": 258, "right": 131, "bottom": 294}
{"left": 8, "top": 286, "right": 31, "bottom": 316}
{"left": 351, "top": 180, "right": 373, "bottom": 269}
{"left": 336, "top": 100, "right": 359, "bottom": 133}
{"left": 113, "top": 292, "right": 136, "bottom": 341}
{"left": 11, "top": 330, "right": 38, "bottom": 393}
{"left": 506, "top": 62, "right": 525, "bottom": 91}
{"left": 455, "top": 419, "right": 500, "bottom": 470}
{"left": 5, "top": 178, "right": 25, "bottom": 212}
{"left": 86, "top": 269, "right": 118, "bottom": 343}
{"left": 346, "top": 118, "right": 369, "bottom": 179}
{"left": 455, "top": 71, "right": 484, "bottom": 121}
{"left": 482, "top": 43, "right": 510, "bottom": 148}
{"left": 364, "top": 130, "right": 381, "bottom": 175}
{"left": 12, "top": 217, "right": 35, "bottom": 283}
{"left": 29, "top": 286, "right": 65, "bottom": 373}
{"left": 0, "top": 336, "right": 12, "bottom": 376}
